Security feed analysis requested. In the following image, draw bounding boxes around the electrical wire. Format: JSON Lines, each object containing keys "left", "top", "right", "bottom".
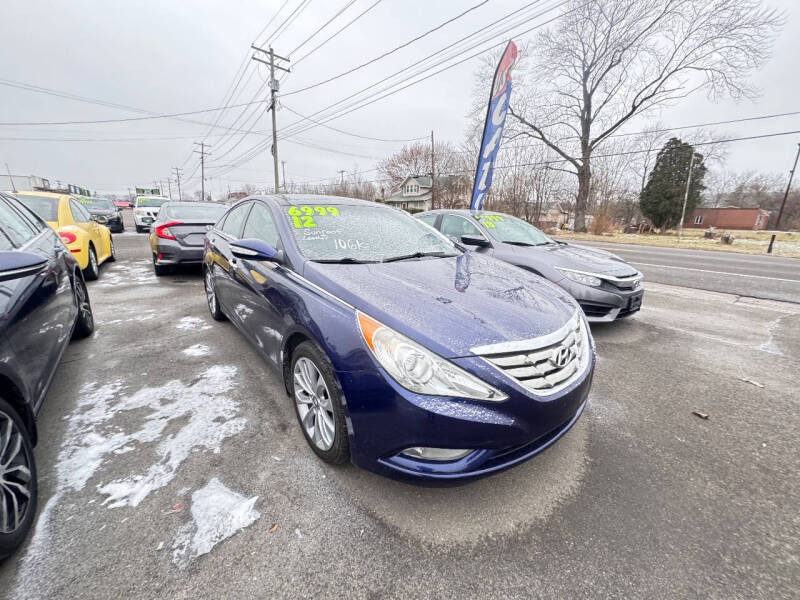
{"left": 282, "top": 0, "right": 492, "bottom": 97}
{"left": 288, "top": 0, "right": 359, "bottom": 56}
{"left": 281, "top": 105, "right": 427, "bottom": 142}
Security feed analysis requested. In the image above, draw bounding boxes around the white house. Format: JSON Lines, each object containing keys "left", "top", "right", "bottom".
{"left": 385, "top": 175, "right": 434, "bottom": 211}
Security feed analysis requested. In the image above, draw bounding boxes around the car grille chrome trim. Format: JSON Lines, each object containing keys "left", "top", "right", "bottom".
{"left": 471, "top": 312, "right": 590, "bottom": 397}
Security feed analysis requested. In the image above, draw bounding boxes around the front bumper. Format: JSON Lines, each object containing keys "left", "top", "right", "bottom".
{"left": 336, "top": 353, "right": 593, "bottom": 483}
{"left": 558, "top": 278, "right": 644, "bottom": 322}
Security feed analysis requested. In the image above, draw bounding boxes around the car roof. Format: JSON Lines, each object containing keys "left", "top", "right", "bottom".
{"left": 418, "top": 208, "right": 505, "bottom": 216}
{"left": 255, "top": 193, "right": 387, "bottom": 208}
{"left": 13, "top": 190, "right": 68, "bottom": 199}
{"left": 164, "top": 201, "right": 225, "bottom": 206}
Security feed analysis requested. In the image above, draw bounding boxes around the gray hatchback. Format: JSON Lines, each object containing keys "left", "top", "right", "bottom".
{"left": 416, "top": 209, "right": 643, "bottom": 322}
{"left": 149, "top": 201, "right": 227, "bottom": 275}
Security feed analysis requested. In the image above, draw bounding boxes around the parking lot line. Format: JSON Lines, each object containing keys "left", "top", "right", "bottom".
{"left": 629, "top": 261, "right": 800, "bottom": 283}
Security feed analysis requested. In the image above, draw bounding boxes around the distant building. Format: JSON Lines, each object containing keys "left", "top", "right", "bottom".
{"left": 227, "top": 191, "right": 248, "bottom": 202}
{"left": 0, "top": 173, "right": 51, "bottom": 193}
{"left": 683, "top": 207, "right": 770, "bottom": 230}
{"left": 540, "top": 202, "right": 570, "bottom": 228}
{"left": 385, "top": 175, "right": 469, "bottom": 211}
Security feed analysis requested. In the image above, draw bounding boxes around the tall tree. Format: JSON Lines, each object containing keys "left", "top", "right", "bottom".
{"left": 508, "top": 0, "right": 782, "bottom": 231}
{"left": 640, "top": 138, "right": 706, "bottom": 231}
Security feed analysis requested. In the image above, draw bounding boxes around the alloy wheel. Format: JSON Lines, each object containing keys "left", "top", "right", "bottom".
{"left": 0, "top": 411, "right": 33, "bottom": 534}
{"left": 205, "top": 269, "right": 216, "bottom": 313}
{"left": 76, "top": 278, "right": 93, "bottom": 330}
{"left": 293, "top": 357, "right": 335, "bottom": 451}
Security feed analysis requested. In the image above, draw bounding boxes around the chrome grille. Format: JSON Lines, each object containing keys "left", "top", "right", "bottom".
{"left": 471, "top": 313, "right": 589, "bottom": 396}
{"left": 605, "top": 274, "right": 640, "bottom": 290}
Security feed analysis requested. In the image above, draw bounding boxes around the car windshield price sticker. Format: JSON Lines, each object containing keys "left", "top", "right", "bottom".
{"left": 474, "top": 214, "right": 504, "bottom": 228}
{"left": 288, "top": 205, "right": 339, "bottom": 228}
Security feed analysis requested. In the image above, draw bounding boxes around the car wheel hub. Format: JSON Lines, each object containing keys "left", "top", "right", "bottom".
{"left": 293, "top": 357, "right": 335, "bottom": 451}
{"left": 0, "top": 411, "right": 32, "bottom": 534}
{"left": 205, "top": 271, "right": 216, "bottom": 312}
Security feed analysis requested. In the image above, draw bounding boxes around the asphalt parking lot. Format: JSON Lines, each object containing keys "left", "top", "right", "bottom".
{"left": 1, "top": 228, "right": 798, "bottom": 600}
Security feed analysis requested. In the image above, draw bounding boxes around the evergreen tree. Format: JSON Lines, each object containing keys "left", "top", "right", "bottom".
{"left": 640, "top": 138, "right": 707, "bottom": 232}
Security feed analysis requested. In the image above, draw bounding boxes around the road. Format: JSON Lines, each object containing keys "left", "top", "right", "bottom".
{"left": 1, "top": 231, "right": 798, "bottom": 599}
{"left": 566, "top": 240, "right": 800, "bottom": 303}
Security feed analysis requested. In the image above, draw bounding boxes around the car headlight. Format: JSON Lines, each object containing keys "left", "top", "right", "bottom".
{"left": 556, "top": 268, "right": 602, "bottom": 287}
{"left": 135, "top": 208, "right": 145, "bottom": 215}
{"left": 356, "top": 311, "right": 506, "bottom": 401}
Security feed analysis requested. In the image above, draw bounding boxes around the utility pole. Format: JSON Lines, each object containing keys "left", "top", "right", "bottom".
{"left": 4, "top": 163, "right": 16, "bottom": 192}
{"left": 430, "top": 130, "right": 435, "bottom": 210}
{"left": 194, "top": 142, "right": 211, "bottom": 201}
{"left": 166, "top": 178, "right": 173, "bottom": 200}
{"left": 338, "top": 170, "right": 346, "bottom": 187}
{"left": 678, "top": 150, "right": 695, "bottom": 241}
{"left": 173, "top": 167, "right": 183, "bottom": 200}
{"left": 767, "top": 142, "right": 800, "bottom": 254}
{"left": 252, "top": 45, "right": 290, "bottom": 194}
{"left": 281, "top": 160, "right": 287, "bottom": 193}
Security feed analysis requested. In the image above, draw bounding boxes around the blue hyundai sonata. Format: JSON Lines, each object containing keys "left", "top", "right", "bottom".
{"left": 203, "top": 195, "right": 594, "bottom": 482}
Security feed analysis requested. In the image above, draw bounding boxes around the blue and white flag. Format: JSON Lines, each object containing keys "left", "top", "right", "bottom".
{"left": 470, "top": 41, "right": 518, "bottom": 210}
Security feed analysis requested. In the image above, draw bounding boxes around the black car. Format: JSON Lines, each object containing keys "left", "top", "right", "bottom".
{"left": 417, "top": 209, "right": 644, "bottom": 322}
{"left": 81, "top": 197, "right": 124, "bottom": 233}
{"left": 0, "top": 192, "right": 94, "bottom": 560}
{"left": 149, "top": 201, "right": 227, "bottom": 275}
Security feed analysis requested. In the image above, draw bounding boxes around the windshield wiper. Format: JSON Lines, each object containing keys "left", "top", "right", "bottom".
{"left": 506, "top": 241, "right": 549, "bottom": 247}
{"left": 381, "top": 251, "right": 456, "bottom": 263}
{"left": 311, "top": 257, "right": 378, "bottom": 264}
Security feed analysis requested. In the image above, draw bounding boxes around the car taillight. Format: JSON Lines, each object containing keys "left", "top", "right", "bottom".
{"left": 155, "top": 221, "right": 181, "bottom": 240}
{"left": 59, "top": 232, "right": 77, "bottom": 244}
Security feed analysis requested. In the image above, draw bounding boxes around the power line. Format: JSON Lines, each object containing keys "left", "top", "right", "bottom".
{"left": 293, "top": 0, "right": 385, "bottom": 66}
{"left": 282, "top": 0, "right": 492, "bottom": 97}
{"left": 270, "top": 0, "right": 314, "bottom": 45}
{"left": 281, "top": 105, "right": 427, "bottom": 142}
{"left": 216, "top": 1, "right": 564, "bottom": 174}
{"left": 288, "top": 0, "right": 359, "bottom": 56}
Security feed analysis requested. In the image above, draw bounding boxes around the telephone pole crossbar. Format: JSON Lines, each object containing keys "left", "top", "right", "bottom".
{"left": 252, "top": 45, "right": 290, "bottom": 194}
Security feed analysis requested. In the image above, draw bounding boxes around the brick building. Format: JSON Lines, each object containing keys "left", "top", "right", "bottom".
{"left": 683, "top": 207, "right": 770, "bottom": 230}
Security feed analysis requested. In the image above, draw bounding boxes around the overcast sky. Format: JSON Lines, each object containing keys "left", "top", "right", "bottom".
{"left": 1, "top": 0, "right": 798, "bottom": 196}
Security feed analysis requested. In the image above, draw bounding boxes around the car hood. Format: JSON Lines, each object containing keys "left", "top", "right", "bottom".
{"left": 303, "top": 253, "right": 579, "bottom": 358}
{"left": 501, "top": 242, "right": 637, "bottom": 277}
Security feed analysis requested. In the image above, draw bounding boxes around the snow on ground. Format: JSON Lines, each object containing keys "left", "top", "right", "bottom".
{"left": 171, "top": 478, "right": 260, "bottom": 567}
{"left": 97, "top": 262, "right": 157, "bottom": 287}
{"left": 176, "top": 316, "right": 212, "bottom": 331}
{"left": 182, "top": 343, "right": 211, "bottom": 357}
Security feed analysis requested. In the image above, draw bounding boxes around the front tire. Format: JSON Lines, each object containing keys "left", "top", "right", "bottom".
{"left": 107, "top": 237, "right": 116, "bottom": 262}
{"left": 83, "top": 245, "right": 99, "bottom": 281}
{"left": 290, "top": 342, "right": 349, "bottom": 465}
{"left": 72, "top": 274, "right": 94, "bottom": 339}
{"left": 0, "top": 398, "right": 38, "bottom": 562}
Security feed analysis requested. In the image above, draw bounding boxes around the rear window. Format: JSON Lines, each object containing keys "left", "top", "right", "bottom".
{"left": 15, "top": 194, "right": 59, "bottom": 221}
{"left": 164, "top": 203, "right": 226, "bottom": 221}
{"left": 82, "top": 197, "right": 114, "bottom": 210}
{"left": 136, "top": 196, "right": 168, "bottom": 207}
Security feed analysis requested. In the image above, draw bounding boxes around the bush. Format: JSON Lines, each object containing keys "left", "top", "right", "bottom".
{"left": 589, "top": 213, "right": 615, "bottom": 235}
{"left": 404, "top": 207, "right": 423, "bottom": 214}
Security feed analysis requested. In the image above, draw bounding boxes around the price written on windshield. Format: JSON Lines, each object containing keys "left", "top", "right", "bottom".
{"left": 288, "top": 205, "right": 339, "bottom": 228}
{"left": 474, "top": 214, "right": 504, "bottom": 228}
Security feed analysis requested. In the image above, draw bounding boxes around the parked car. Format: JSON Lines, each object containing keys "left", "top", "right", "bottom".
{"left": 417, "top": 210, "right": 644, "bottom": 322}
{"left": 0, "top": 191, "right": 95, "bottom": 561}
{"left": 79, "top": 196, "right": 124, "bottom": 233}
{"left": 203, "top": 195, "right": 593, "bottom": 482}
{"left": 133, "top": 195, "right": 169, "bottom": 233}
{"left": 13, "top": 191, "right": 115, "bottom": 280}
{"left": 149, "top": 201, "right": 227, "bottom": 275}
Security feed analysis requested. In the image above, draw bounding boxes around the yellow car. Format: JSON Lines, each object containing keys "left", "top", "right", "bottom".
{"left": 13, "top": 190, "right": 115, "bottom": 279}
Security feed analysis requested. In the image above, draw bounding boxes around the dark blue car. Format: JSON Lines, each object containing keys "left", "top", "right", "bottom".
{"left": 203, "top": 195, "right": 594, "bottom": 482}
{"left": 0, "top": 192, "right": 94, "bottom": 560}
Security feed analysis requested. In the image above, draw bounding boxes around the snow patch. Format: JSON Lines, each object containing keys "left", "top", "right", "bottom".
{"left": 172, "top": 478, "right": 260, "bottom": 566}
{"left": 177, "top": 316, "right": 212, "bottom": 331}
{"left": 182, "top": 343, "right": 211, "bottom": 357}
{"left": 97, "top": 263, "right": 156, "bottom": 287}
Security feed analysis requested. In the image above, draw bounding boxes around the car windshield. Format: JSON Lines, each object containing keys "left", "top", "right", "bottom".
{"left": 286, "top": 203, "right": 459, "bottom": 262}
{"left": 16, "top": 194, "right": 59, "bottom": 221}
{"left": 476, "top": 214, "right": 553, "bottom": 246}
{"left": 83, "top": 198, "right": 114, "bottom": 210}
{"left": 165, "top": 203, "right": 227, "bottom": 221}
{"left": 136, "top": 196, "right": 168, "bottom": 207}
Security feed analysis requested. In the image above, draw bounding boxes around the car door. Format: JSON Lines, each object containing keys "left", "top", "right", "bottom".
{"left": 69, "top": 198, "right": 108, "bottom": 260}
{"left": 234, "top": 202, "right": 286, "bottom": 365}
{"left": 209, "top": 202, "right": 252, "bottom": 318}
{"left": 0, "top": 195, "right": 70, "bottom": 410}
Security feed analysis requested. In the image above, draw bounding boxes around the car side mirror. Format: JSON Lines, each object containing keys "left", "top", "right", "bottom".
{"left": 0, "top": 251, "right": 47, "bottom": 282}
{"left": 231, "top": 238, "right": 282, "bottom": 263}
{"left": 461, "top": 234, "right": 490, "bottom": 247}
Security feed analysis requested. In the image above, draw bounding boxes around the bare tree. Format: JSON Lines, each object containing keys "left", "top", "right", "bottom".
{"left": 508, "top": 0, "right": 782, "bottom": 231}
